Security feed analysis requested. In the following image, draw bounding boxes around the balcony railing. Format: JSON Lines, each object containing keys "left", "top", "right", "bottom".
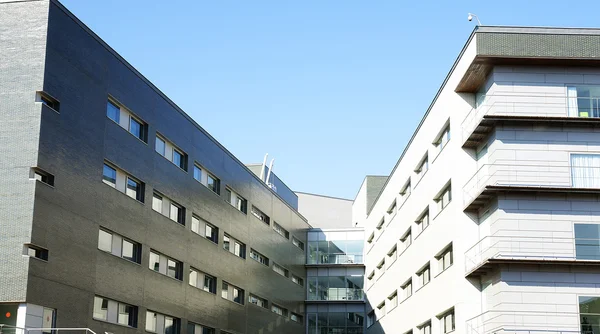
{"left": 308, "top": 288, "right": 364, "bottom": 302}
{"left": 463, "top": 163, "right": 600, "bottom": 209}
{"left": 466, "top": 310, "right": 586, "bottom": 334}
{"left": 308, "top": 253, "right": 364, "bottom": 265}
{"left": 464, "top": 233, "right": 600, "bottom": 275}
{"left": 0, "top": 325, "right": 97, "bottom": 334}
{"left": 461, "top": 94, "right": 600, "bottom": 145}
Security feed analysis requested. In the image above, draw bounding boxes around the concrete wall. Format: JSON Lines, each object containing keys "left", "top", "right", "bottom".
{"left": 297, "top": 192, "right": 353, "bottom": 229}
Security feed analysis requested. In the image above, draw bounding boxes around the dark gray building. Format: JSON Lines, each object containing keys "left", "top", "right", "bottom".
{"left": 0, "top": 0, "right": 310, "bottom": 333}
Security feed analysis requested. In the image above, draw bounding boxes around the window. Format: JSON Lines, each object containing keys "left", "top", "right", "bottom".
{"left": 193, "top": 165, "right": 221, "bottom": 195}
{"left": 290, "top": 313, "right": 302, "bottom": 323}
{"left": 207, "top": 172, "right": 220, "bottom": 194}
{"left": 419, "top": 321, "right": 432, "bottom": 334}
{"left": 567, "top": 86, "right": 600, "bottom": 118}
{"left": 400, "top": 180, "right": 411, "bottom": 202}
{"left": 37, "top": 91, "right": 60, "bottom": 111}
{"left": 434, "top": 124, "right": 451, "bottom": 152}
{"left": 377, "top": 301, "right": 386, "bottom": 318}
{"left": 575, "top": 224, "right": 600, "bottom": 260}
{"left": 152, "top": 192, "right": 185, "bottom": 225}
{"left": 187, "top": 323, "right": 215, "bottom": 334}
{"left": 249, "top": 294, "right": 268, "bottom": 309}
{"left": 580, "top": 296, "right": 600, "bottom": 334}
{"left": 273, "top": 263, "right": 289, "bottom": 277}
{"left": 291, "top": 274, "right": 304, "bottom": 286}
{"left": 440, "top": 309, "right": 455, "bottom": 334}
{"left": 377, "top": 259, "right": 385, "bottom": 274}
{"left": 417, "top": 264, "right": 431, "bottom": 288}
{"left": 388, "top": 291, "right": 398, "bottom": 309}
{"left": 376, "top": 218, "right": 385, "bottom": 231}
{"left": 571, "top": 154, "right": 600, "bottom": 188}
{"left": 401, "top": 279, "right": 412, "bottom": 300}
{"left": 437, "top": 245, "right": 453, "bottom": 272}
{"left": 435, "top": 183, "right": 452, "bottom": 212}
{"left": 191, "top": 215, "right": 218, "bottom": 244}
{"left": 250, "top": 249, "right": 269, "bottom": 266}
{"left": 106, "top": 100, "right": 147, "bottom": 142}
{"left": 273, "top": 222, "right": 289, "bottom": 239}
{"left": 367, "top": 311, "right": 375, "bottom": 328}
{"left": 415, "top": 154, "right": 429, "bottom": 179}
{"left": 223, "top": 234, "right": 245, "bottom": 258}
{"left": 292, "top": 236, "right": 304, "bottom": 250}
{"left": 98, "top": 229, "right": 141, "bottom": 264}
{"left": 24, "top": 244, "right": 48, "bottom": 261}
{"left": 225, "top": 188, "right": 247, "bottom": 213}
{"left": 367, "top": 271, "right": 375, "bottom": 281}
{"left": 103, "top": 164, "right": 117, "bottom": 187}
{"left": 387, "top": 200, "right": 397, "bottom": 220}
{"left": 189, "top": 268, "right": 216, "bottom": 294}
{"left": 93, "top": 296, "right": 138, "bottom": 328}
{"left": 400, "top": 229, "right": 412, "bottom": 251}
{"left": 251, "top": 206, "right": 270, "bottom": 225}
{"left": 388, "top": 245, "right": 397, "bottom": 262}
{"left": 221, "top": 281, "right": 244, "bottom": 305}
{"left": 155, "top": 134, "right": 187, "bottom": 170}
{"left": 367, "top": 232, "right": 375, "bottom": 244}
{"left": 149, "top": 251, "right": 183, "bottom": 281}
{"left": 146, "top": 311, "right": 180, "bottom": 334}
{"left": 102, "top": 162, "right": 144, "bottom": 202}
{"left": 31, "top": 167, "right": 55, "bottom": 186}
{"left": 416, "top": 208, "right": 430, "bottom": 235}
{"left": 271, "top": 304, "right": 288, "bottom": 317}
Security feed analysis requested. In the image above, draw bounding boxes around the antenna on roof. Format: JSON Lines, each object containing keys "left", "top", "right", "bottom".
{"left": 467, "top": 13, "right": 482, "bottom": 26}
{"left": 266, "top": 158, "right": 275, "bottom": 190}
{"left": 260, "top": 153, "right": 268, "bottom": 182}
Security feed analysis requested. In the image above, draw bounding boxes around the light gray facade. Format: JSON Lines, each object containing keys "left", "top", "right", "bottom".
{"left": 296, "top": 193, "right": 353, "bottom": 229}
{"left": 0, "top": 1, "right": 309, "bottom": 333}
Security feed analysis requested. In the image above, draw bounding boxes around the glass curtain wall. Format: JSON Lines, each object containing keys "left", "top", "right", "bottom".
{"left": 308, "top": 230, "right": 364, "bottom": 265}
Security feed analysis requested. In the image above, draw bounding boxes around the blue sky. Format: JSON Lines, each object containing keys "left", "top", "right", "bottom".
{"left": 61, "top": 0, "right": 597, "bottom": 199}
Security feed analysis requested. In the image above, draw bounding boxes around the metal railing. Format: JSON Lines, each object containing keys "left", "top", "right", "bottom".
{"left": 0, "top": 325, "right": 97, "bottom": 334}
{"left": 464, "top": 233, "right": 600, "bottom": 274}
{"left": 308, "top": 288, "right": 364, "bottom": 301}
{"left": 307, "top": 253, "right": 364, "bottom": 265}
{"left": 461, "top": 94, "right": 600, "bottom": 144}
{"left": 463, "top": 163, "right": 600, "bottom": 208}
{"left": 466, "top": 310, "right": 587, "bottom": 334}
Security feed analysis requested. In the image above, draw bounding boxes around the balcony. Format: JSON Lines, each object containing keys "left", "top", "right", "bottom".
{"left": 464, "top": 234, "right": 600, "bottom": 276}
{"left": 461, "top": 94, "right": 600, "bottom": 148}
{"left": 466, "top": 311, "right": 584, "bottom": 334}
{"left": 463, "top": 163, "right": 600, "bottom": 211}
{"left": 307, "top": 288, "right": 364, "bottom": 302}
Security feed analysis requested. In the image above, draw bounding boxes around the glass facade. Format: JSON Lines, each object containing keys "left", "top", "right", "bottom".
{"left": 307, "top": 312, "right": 364, "bottom": 334}
{"left": 308, "top": 275, "right": 364, "bottom": 301}
{"left": 580, "top": 296, "right": 600, "bottom": 334}
{"left": 308, "top": 230, "right": 364, "bottom": 264}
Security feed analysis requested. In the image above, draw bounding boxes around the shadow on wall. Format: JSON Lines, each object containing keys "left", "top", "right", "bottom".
{"left": 364, "top": 298, "right": 386, "bottom": 334}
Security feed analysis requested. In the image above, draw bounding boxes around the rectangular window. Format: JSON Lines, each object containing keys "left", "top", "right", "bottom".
{"left": 416, "top": 208, "right": 430, "bottom": 234}
{"left": 377, "top": 301, "right": 386, "bottom": 318}
{"left": 249, "top": 294, "right": 268, "bottom": 309}
{"left": 377, "top": 259, "right": 385, "bottom": 274}
{"left": 400, "top": 180, "right": 411, "bottom": 201}
{"left": 94, "top": 296, "right": 138, "bottom": 328}
{"left": 223, "top": 234, "right": 245, "bottom": 258}
{"left": 434, "top": 124, "right": 451, "bottom": 152}
{"left": 567, "top": 86, "right": 600, "bottom": 118}
{"left": 400, "top": 229, "right": 412, "bottom": 251}
{"left": 129, "top": 117, "right": 144, "bottom": 141}
{"left": 155, "top": 134, "right": 187, "bottom": 171}
{"left": 226, "top": 188, "right": 247, "bottom": 214}
{"left": 250, "top": 249, "right": 269, "bottom": 266}
{"left": 146, "top": 311, "right": 179, "bottom": 334}
{"left": 376, "top": 218, "right": 385, "bottom": 231}
{"left": 292, "top": 236, "right": 304, "bottom": 250}
{"left": 290, "top": 313, "right": 302, "bottom": 323}
{"left": 273, "top": 222, "right": 289, "bottom": 239}
{"left": 106, "top": 100, "right": 120, "bottom": 123}
{"left": 251, "top": 206, "right": 270, "bottom": 225}
{"left": 387, "top": 200, "right": 397, "bottom": 220}
{"left": 401, "top": 279, "right": 412, "bottom": 300}
{"left": 207, "top": 172, "right": 220, "bottom": 194}
{"left": 191, "top": 215, "right": 218, "bottom": 244}
{"left": 291, "top": 274, "right": 304, "bottom": 286}
{"left": 440, "top": 309, "right": 455, "bottom": 334}
{"left": 388, "top": 291, "right": 398, "bottom": 309}
{"left": 221, "top": 281, "right": 244, "bottom": 305}
{"left": 271, "top": 304, "right": 288, "bottom": 317}
{"left": 189, "top": 268, "right": 216, "bottom": 294}
{"left": 367, "top": 232, "right": 375, "bottom": 244}
{"left": 103, "top": 164, "right": 117, "bottom": 187}
{"left": 415, "top": 154, "right": 429, "bottom": 179}
{"left": 173, "top": 149, "right": 185, "bottom": 169}
{"left": 571, "top": 154, "right": 600, "bottom": 188}
{"left": 437, "top": 245, "right": 453, "bottom": 272}
{"left": 31, "top": 167, "right": 55, "bottom": 187}
{"left": 169, "top": 202, "right": 185, "bottom": 225}
{"left": 367, "top": 311, "right": 375, "bottom": 328}
{"left": 187, "top": 323, "right": 215, "bottom": 334}
{"left": 193, "top": 165, "right": 202, "bottom": 182}
{"left": 98, "top": 229, "right": 141, "bottom": 264}
{"left": 418, "top": 265, "right": 431, "bottom": 288}
{"left": 388, "top": 245, "right": 397, "bottom": 262}
{"left": 126, "top": 177, "right": 142, "bottom": 201}
{"left": 155, "top": 137, "right": 166, "bottom": 156}
{"left": 153, "top": 192, "right": 185, "bottom": 225}
{"left": 435, "top": 183, "right": 452, "bottom": 212}
{"left": 149, "top": 251, "right": 182, "bottom": 281}
{"left": 419, "top": 321, "right": 432, "bottom": 334}
{"left": 24, "top": 244, "right": 48, "bottom": 261}
{"left": 273, "top": 263, "right": 289, "bottom": 277}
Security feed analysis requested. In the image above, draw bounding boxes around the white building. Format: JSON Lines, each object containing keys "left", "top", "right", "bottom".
{"left": 358, "top": 26, "right": 600, "bottom": 334}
